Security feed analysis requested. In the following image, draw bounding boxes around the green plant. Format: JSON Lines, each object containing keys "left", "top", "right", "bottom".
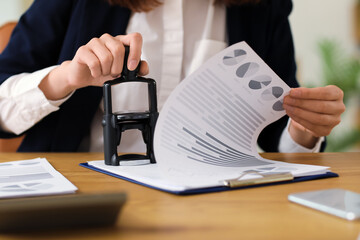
{"left": 317, "top": 39, "right": 360, "bottom": 102}
{"left": 313, "top": 39, "right": 360, "bottom": 152}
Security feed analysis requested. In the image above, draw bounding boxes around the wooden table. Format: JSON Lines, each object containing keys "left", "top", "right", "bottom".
{"left": 0, "top": 152, "right": 359, "bottom": 240}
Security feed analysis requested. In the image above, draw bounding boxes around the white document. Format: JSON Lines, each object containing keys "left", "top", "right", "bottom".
{"left": 0, "top": 158, "right": 77, "bottom": 198}
{"left": 88, "top": 41, "right": 330, "bottom": 192}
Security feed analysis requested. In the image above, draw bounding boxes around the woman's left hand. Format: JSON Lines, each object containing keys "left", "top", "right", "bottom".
{"left": 283, "top": 85, "right": 345, "bottom": 148}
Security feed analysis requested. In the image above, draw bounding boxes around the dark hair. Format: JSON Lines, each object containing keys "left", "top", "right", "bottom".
{"left": 107, "top": 0, "right": 261, "bottom": 12}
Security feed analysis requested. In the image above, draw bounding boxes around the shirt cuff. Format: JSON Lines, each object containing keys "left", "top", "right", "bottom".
{"left": 278, "top": 119, "right": 325, "bottom": 153}
{"left": 48, "top": 91, "right": 74, "bottom": 107}
{"left": 0, "top": 66, "right": 73, "bottom": 134}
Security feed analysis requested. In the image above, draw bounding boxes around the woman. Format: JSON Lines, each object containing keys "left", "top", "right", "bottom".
{"left": 0, "top": 0, "right": 345, "bottom": 152}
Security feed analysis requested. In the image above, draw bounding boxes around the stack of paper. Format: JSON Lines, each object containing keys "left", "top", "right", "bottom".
{"left": 0, "top": 158, "right": 77, "bottom": 198}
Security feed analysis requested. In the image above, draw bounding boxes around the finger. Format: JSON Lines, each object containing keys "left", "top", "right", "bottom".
{"left": 75, "top": 45, "right": 102, "bottom": 78}
{"left": 116, "top": 32, "right": 143, "bottom": 70}
{"left": 289, "top": 115, "right": 333, "bottom": 137}
{"left": 283, "top": 96, "right": 346, "bottom": 115}
{"left": 284, "top": 103, "right": 341, "bottom": 129}
{"left": 100, "top": 34, "right": 125, "bottom": 77}
{"left": 138, "top": 60, "right": 149, "bottom": 76}
{"left": 289, "top": 85, "right": 344, "bottom": 101}
{"left": 87, "top": 38, "right": 114, "bottom": 76}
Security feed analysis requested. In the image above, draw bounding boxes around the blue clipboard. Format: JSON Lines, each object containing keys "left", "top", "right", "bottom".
{"left": 80, "top": 163, "right": 338, "bottom": 195}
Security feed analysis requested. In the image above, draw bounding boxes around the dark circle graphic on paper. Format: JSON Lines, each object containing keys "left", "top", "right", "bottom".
{"left": 222, "top": 49, "right": 247, "bottom": 66}
{"left": 273, "top": 100, "right": 284, "bottom": 111}
{"left": 236, "top": 62, "right": 260, "bottom": 78}
{"left": 261, "top": 86, "right": 284, "bottom": 101}
{"left": 248, "top": 75, "right": 272, "bottom": 90}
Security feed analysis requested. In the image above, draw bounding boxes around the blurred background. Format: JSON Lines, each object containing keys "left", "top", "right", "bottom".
{"left": 0, "top": 0, "right": 359, "bottom": 152}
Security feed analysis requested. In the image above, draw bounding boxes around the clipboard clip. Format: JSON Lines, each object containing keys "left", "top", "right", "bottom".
{"left": 224, "top": 171, "right": 294, "bottom": 188}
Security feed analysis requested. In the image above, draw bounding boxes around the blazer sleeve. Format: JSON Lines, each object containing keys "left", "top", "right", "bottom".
{"left": 256, "top": 0, "right": 326, "bottom": 152}
{"left": 227, "top": 0, "right": 325, "bottom": 152}
{"left": 257, "top": 0, "right": 299, "bottom": 152}
{"left": 0, "top": 0, "right": 75, "bottom": 83}
{"left": 0, "top": 0, "right": 75, "bottom": 138}
{"left": 257, "top": 0, "right": 326, "bottom": 152}
{"left": 226, "top": 0, "right": 299, "bottom": 151}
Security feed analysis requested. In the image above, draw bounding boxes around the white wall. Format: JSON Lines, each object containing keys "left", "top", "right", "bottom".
{"left": 289, "top": 0, "right": 357, "bottom": 85}
{"left": 0, "top": 0, "right": 33, "bottom": 26}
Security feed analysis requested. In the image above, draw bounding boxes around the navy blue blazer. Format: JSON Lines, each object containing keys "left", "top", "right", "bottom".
{"left": 0, "top": 0, "right": 301, "bottom": 152}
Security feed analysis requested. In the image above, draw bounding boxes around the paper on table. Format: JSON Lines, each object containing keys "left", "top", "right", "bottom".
{"left": 88, "top": 41, "right": 330, "bottom": 192}
{"left": 0, "top": 158, "right": 77, "bottom": 198}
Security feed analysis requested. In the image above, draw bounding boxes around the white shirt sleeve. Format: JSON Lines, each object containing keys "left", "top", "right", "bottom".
{"left": 0, "top": 66, "right": 72, "bottom": 135}
{"left": 278, "top": 118, "right": 325, "bottom": 153}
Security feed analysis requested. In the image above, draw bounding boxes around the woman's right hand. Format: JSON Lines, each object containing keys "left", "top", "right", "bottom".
{"left": 39, "top": 32, "right": 149, "bottom": 100}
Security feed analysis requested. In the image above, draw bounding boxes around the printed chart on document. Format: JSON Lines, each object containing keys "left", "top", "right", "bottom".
{"left": 0, "top": 158, "right": 77, "bottom": 198}
{"left": 88, "top": 41, "right": 330, "bottom": 192}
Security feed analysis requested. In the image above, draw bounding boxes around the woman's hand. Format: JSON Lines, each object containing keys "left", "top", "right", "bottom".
{"left": 283, "top": 85, "right": 345, "bottom": 149}
{"left": 39, "top": 32, "right": 149, "bottom": 100}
